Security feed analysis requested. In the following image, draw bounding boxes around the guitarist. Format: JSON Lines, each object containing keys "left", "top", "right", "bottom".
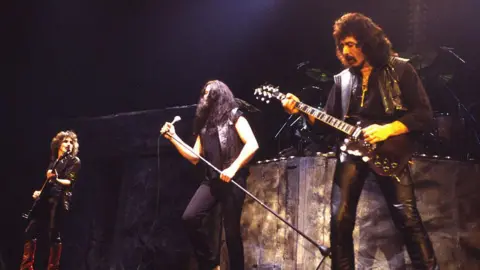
{"left": 20, "top": 130, "right": 81, "bottom": 270}
{"left": 282, "top": 13, "right": 438, "bottom": 269}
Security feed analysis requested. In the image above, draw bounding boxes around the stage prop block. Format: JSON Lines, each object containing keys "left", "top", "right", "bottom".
{"left": 241, "top": 156, "right": 480, "bottom": 270}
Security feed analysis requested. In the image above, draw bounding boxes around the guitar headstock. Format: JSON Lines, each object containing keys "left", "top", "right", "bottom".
{"left": 253, "top": 84, "right": 280, "bottom": 104}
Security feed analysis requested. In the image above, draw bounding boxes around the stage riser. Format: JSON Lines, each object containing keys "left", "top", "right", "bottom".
{"left": 240, "top": 156, "right": 480, "bottom": 270}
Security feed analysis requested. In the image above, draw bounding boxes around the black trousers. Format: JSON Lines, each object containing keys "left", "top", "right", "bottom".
{"left": 182, "top": 175, "right": 246, "bottom": 270}
{"left": 25, "top": 197, "right": 63, "bottom": 243}
{"left": 330, "top": 154, "right": 437, "bottom": 270}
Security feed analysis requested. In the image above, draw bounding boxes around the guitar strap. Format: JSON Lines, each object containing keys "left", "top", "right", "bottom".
{"left": 334, "top": 69, "right": 356, "bottom": 121}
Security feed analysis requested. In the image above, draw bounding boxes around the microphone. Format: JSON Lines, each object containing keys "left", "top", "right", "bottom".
{"left": 161, "top": 116, "right": 182, "bottom": 135}
{"left": 171, "top": 116, "right": 181, "bottom": 125}
{"left": 62, "top": 150, "right": 71, "bottom": 158}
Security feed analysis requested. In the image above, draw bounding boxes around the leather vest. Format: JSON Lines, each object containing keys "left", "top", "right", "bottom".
{"left": 333, "top": 56, "right": 410, "bottom": 120}
{"left": 217, "top": 108, "right": 245, "bottom": 170}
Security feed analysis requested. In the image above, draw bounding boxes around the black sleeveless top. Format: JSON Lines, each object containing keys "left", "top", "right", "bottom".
{"left": 199, "top": 108, "right": 249, "bottom": 181}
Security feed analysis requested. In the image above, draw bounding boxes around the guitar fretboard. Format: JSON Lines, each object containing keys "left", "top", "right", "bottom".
{"left": 273, "top": 91, "right": 356, "bottom": 136}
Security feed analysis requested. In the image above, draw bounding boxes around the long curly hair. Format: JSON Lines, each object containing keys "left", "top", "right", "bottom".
{"left": 50, "top": 130, "right": 79, "bottom": 159}
{"left": 193, "top": 80, "right": 237, "bottom": 135}
{"left": 333, "top": 13, "right": 395, "bottom": 68}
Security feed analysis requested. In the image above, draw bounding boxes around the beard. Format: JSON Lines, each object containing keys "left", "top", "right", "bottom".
{"left": 344, "top": 55, "right": 367, "bottom": 71}
{"left": 344, "top": 55, "right": 358, "bottom": 66}
{"left": 193, "top": 96, "right": 212, "bottom": 135}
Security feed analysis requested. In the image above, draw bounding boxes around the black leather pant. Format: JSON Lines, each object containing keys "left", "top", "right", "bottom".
{"left": 25, "top": 197, "right": 63, "bottom": 243}
{"left": 182, "top": 175, "right": 246, "bottom": 270}
{"left": 330, "top": 154, "right": 437, "bottom": 269}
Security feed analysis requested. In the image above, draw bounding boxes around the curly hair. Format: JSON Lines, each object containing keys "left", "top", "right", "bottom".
{"left": 193, "top": 80, "right": 237, "bottom": 135}
{"left": 333, "top": 13, "right": 395, "bottom": 68}
{"left": 50, "top": 130, "right": 79, "bottom": 159}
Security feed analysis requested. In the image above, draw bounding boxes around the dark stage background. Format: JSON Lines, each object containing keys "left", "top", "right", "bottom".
{"left": 3, "top": 0, "right": 480, "bottom": 269}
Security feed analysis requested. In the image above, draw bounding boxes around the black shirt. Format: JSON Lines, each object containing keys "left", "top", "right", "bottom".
{"left": 47, "top": 155, "right": 81, "bottom": 198}
{"left": 200, "top": 126, "right": 223, "bottom": 180}
{"left": 348, "top": 68, "right": 396, "bottom": 124}
{"left": 321, "top": 62, "right": 433, "bottom": 134}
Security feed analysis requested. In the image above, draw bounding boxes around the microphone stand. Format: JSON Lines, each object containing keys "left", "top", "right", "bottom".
{"left": 440, "top": 46, "right": 466, "bottom": 64}
{"left": 439, "top": 47, "right": 480, "bottom": 158}
{"left": 290, "top": 115, "right": 303, "bottom": 127}
{"left": 440, "top": 77, "right": 480, "bottom": 158}
{"left": 275, "top": 115, "right": 296, "bottom": 156}
{"left": 274, "top": 114, "right": 294, "bottom": 139}
{"left": 163, "top": 132, "right": 331, "bottom": 267}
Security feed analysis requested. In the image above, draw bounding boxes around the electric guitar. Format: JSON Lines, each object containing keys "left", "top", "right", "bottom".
{"left": 22, "top": 151, "right": 71, "bottom": 220}
{"left": 254, "top": 84, "right": 415, "bottom": 177}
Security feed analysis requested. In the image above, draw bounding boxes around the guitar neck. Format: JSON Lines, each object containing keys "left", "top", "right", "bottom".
{"left": 275, "top": 92, "right": 356, "bottom": 135}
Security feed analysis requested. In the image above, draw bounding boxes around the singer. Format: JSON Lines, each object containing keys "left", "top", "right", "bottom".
{"left": 20, "top": 130, "right": 81, "bottom": 270}
{"left": 160, "top": 80, "right": 259, "bottom": 270}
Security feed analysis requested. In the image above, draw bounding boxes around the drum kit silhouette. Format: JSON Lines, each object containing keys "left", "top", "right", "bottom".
{"left": 412, "top": 47, "right": 479, "bottom": 160}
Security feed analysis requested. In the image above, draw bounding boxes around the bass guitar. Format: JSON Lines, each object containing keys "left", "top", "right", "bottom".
{"left": 22, "top": 151, "right": 71, "bottom": 220}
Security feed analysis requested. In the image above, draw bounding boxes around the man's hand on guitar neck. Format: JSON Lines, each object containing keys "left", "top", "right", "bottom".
{"left": 32, "top": 190, "right": 41, "bottom": 199}
{"left": 46, "top": 169, "right": 72, "bottom": 186}
{"left": 281, "top": 93, "right": 300, "bottom": 114}
{"left": 281, "top": 93, "right": 316, "bottom": 125}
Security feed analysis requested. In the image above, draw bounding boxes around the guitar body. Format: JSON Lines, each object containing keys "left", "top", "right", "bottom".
{"left": 340, "top": 120, "right": 415, "bottom": 176}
